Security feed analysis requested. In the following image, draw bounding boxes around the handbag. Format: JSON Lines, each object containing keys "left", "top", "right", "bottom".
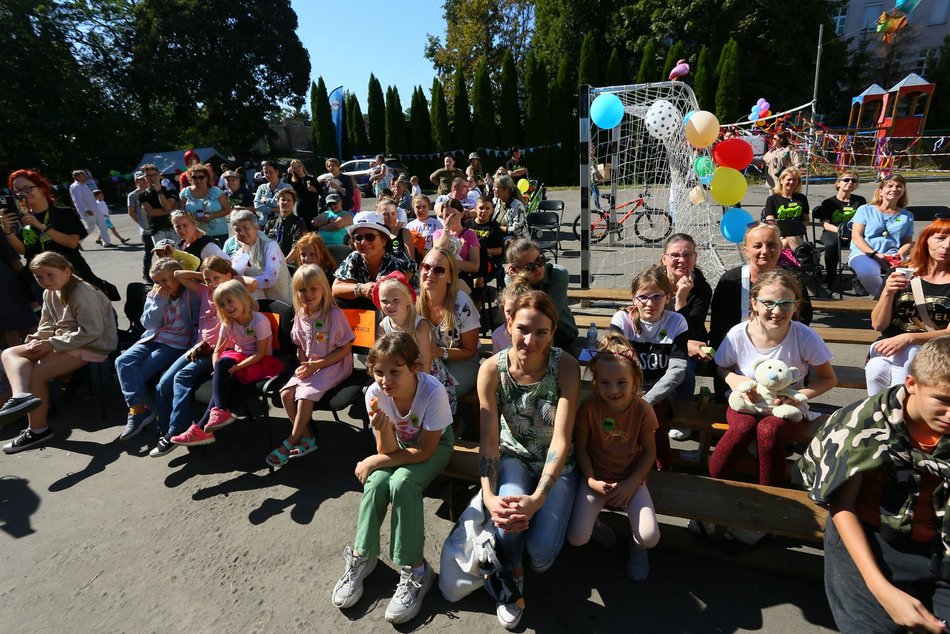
{"left": 438, "top": 490, "right": 495, "bottom": 603}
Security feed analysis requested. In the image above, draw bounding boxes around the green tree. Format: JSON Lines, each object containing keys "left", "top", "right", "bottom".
{"left": 550, "top": 56, "right": 576, "bottom": 184}
{"left": 926, "top": 35, "right": 950, "bottom": 128}
{"left": 635, "top": 40, "right": 659, "bottom": 84}
{"left": 451, "top": 66, "right": 473, "bottom": 151}
{"left": 524, "top": 50, "right": 551, "bottom": 180}
{"left": 430, "top": 78, "right": 451, "bottom": 151}
{"left": 408, "top": 87, "right": 433, "bottom": 176}
{"left": 662, "top": 41, "right": 685, "bottom": 81}
{"left": 606, "top": 47, "right": 626, "bottom": 86}
{"left": 578, "top": 32, "right": 601, "bottom": 88}
{"left": 692, "top": 45, "right": 716, "bottom": 111}
{"left": 532, "top": 0, "right": 629, "bottom": 80}
{"left": 471, "top": 60, "right": 498, "bottom": 150}
{"left": 715, "top": 39, "right": 741, "bottom": 124}
{"left": 367, "top": 74, "right": 386, "bottom": 153}
{"left": 498, "top": 50, "right": 522, "bottom": 147}
{"left": 385, "top": 86, "right": 408, "bottom": 157}
{"left": 311, "top": 78, "right": 337, "bottom": 160}
{"left": 346, "top": 93, "right": 369, "bottom": 157}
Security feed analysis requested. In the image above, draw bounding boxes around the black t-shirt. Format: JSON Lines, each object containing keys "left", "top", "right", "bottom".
{"left": 139, "top": 187, "right": 179, "bottom": 233}
{"left": 466, "top": 218, "right": 504, "bottom": 252}
{"left": 762, "top": 193, "right": 809, "bottom": 238}
{"left": 20, "top": 206, "right": 105, "bottom": 290}
{"left": 670, "top": 268, "right": 712, "bottom": 342}
{"left": 263, "top": 213, "right": 306, "bottom": 256}
{"left": 814, "top": 194, "right": 867, "bottom": 238}
{"left": 506, "top": 158, "right": 528, "bottom": 177}
{"left": 226, "top": 186, "right": 253, "bottom": 208}
{"left": 882, "top": 279, "right": 950, "bottom": 338}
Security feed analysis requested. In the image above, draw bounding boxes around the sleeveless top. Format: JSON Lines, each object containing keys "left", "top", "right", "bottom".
{"left": 183, "top": 234, "right": 215, "bottom": 261}
{"left": 497, "top": 346, "right": 573, "bottom": 475}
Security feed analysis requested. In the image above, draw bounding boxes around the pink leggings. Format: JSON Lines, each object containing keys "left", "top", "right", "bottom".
{"left": 566, "top": 480, "right": 660, "bottom": 549}
{"left": 708, "top": 407, "right": 804, "bottom": 486}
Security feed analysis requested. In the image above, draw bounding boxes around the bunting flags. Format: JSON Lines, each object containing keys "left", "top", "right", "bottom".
{"left": 353, "top": 142, "right": 564, "bottom": 161}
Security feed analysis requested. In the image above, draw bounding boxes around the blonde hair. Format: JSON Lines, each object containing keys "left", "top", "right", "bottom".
{"left": 417, "top": 247, "right": 460, "bottom": 334}
{"left": 291, "top": 264, "right": 334, "bottom": 316}
{"left": 742, "top": 222, "right": 782, "bottom": 250}
{"left": 625, "top": 265, "right": 674, "bottom": 336}
{"left": 28, "top": 251, "right": 81, "bottom": 305}
{"left": 499, "top": 273, "right": 533, "bottom": 306}
{"left": 288, "top": 159, "right": 309, "bottom": 182}
{"left": 589, "top": 331, "right": 643, "bottom": 397}
{"left": 776, "top": 166, "right": 802, "bottom": 194}
{"left": 870, "top": 174, "right": 910, "bottom": 208}
{"left": 201, "top": 255, "right": 238, "bottom": 277}
{"left": 377, "top": 276, "right": 418, "bottom": 331}
{"left": 910, "top": 337, "right": 950, "bottom": 387}
{"left": 213, "top": 279, "right": 257, "bottom": 326}
{"left": 748, "top": 269, "right": 804, "bottom": 320}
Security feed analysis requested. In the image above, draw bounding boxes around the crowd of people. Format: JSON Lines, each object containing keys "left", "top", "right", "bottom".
{"left": 0, "top": 149, "right": 949, "bottom": 632}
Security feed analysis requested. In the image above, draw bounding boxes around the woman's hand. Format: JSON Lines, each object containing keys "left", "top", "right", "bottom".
{"left": 1, "top": 210, "right": 18, "bottom": 234}
{"left": 881, "top": 271, "right": 911, "bottom": 296}
{"left": 19, "top": 210, "right": 43, "bottom": 230}
{"left": 873, "top": 582, "right": 948, "bottom": 633}
{"left": 484, "top": 493, "right": 530, "bottom": 532}
{"left": 873, "top": 252, "right": 893, "bottom": 272}
{"left": 873, "top": 333, "right": 912, "bottom": 357}
{"left": 674, "top": 274, "right": 693, "bottom": 306}
{"left": 687, "top": 339, "right": 712, "bottom": 360}
{"left": 295, "top": 361, "right": 318, "bottom": 378}
{"left": 355, "top": 455, "right": 385, "bottom": 484}
{"left": 24, "top": 339, "right": 53, "bottom": 356}
{"left": 588, "top": 477, "right": 615, "bottom": 496}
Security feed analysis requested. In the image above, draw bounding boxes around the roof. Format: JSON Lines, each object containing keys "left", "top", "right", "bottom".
{"left": 888, "top": 73, "right": 934, "bottom": 93}
{"left": 135, "top": 147, "right": 229, "bottom": 175}
{"left": 851, "top": 83, "right": 886, "bottom": 106}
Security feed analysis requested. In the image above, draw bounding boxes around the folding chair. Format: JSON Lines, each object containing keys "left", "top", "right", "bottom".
{"left": 527, "top": 208, "right": 562, "bottom": 263}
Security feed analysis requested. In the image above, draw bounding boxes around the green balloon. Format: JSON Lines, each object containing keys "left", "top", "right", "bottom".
{"left": 694, "top": 156, "right": 714, "bottom": 178}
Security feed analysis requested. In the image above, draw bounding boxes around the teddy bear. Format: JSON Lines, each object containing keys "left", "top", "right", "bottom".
{"left": 727, "top": 358, "right": 809, "bottom": 422}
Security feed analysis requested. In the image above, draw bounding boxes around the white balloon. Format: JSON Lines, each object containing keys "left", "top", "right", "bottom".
{"left": 644, "top": 99, "right": 680, "bottom": 140}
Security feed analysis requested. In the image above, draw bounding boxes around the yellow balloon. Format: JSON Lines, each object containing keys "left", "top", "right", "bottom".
{"left": 517, "top": 178, "right": 531, "bottom": 193}
{"left": 685, "top": 110, "right": 720, "bottom": 148}
{"left": 710, "top": 167, "right": 747, "bottom": 206}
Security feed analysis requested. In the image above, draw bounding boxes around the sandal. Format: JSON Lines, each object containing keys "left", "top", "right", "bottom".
{"left": 289, "top": 436, "right": 318, "bottom": 458}
{"left": 266, "top": 440, "right": 295, "bottom": 468}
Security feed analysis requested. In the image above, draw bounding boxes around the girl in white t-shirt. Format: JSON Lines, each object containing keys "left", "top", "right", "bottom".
{"left": 712, "top": 270, "right": 836, "bottom": 486}
{"left": 171, "top": 280, "right": 283, "bottom": 446}
{"left": 331, "top": 332, "right": 453, "bottom": 625}
{"left": 610, "top": 266, "right": 688, "bottom": 471}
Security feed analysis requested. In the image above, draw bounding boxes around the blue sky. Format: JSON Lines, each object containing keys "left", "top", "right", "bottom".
{"left": 292, "top": 0, "right": 445, "bottom": 110}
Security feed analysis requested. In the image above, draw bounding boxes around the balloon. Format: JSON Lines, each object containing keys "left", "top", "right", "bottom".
{"left": 760, "top": 101, "right": 770, "bottom": 112}
{"left": 123, "top": 174, "right": 132, "bottom": 181}
{"left": 685, "top": 111, "right": 720, "bottom": 148}
{"left": 748, "top": 113, "right": 758, "bottom": 122}
{"left": 756, "top": 98, "right": 766, "bottom": 107}
{"left": 109, "top": 170, "right": 120, "bottom": 176}
{"left": 683, "top": 110, "right": 696, "bottom": 124}
{"left": 693, "top": 156, "right": 714, "bottom": 178}
{"left": 896, "top": 0, "right": 921, "bottom": 13}
{"left": 644, "top": 99, "right": 680, "bottom": 140}
{"left": 720, "top": 207, "right": 755, "bottom": 243}
{"left": 517, "top": 178, "right": 531, "bottom": 194}
{"left": 751, "top": 105, "right": 761, "bottom": 113}
{"left": 591, "top": 93, "right": 624, "bottom": 129}
{"left": 762, "top": 109, "right": 771, "bottom": 118}
{"left": 700, "top": 174, "right": 712, "bottom": 186}
{"left": 111, "top": 176, "right": 119, "bottom": 183}
{"left": 713, "top": 138, "right": 754, "bottom": 170}
{"left": 710, "top": 167, "right": 747, "bottom": 206}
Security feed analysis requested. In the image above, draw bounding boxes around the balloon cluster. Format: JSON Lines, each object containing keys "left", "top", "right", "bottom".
{"left": 107, "top": 169, "right": 133, "bottom": 183}
{"left": 704, "top": 136, "right": 756, "bottom": 242}
{"left": 748, "top": 98, "right": 772, "bottom": 126}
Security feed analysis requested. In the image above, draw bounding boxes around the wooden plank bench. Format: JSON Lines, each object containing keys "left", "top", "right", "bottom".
{"left": 442, "top": 440, "right": 826, "bottom": 542}
{"left": 568, "top": 288, "right": 872, "bottom": 315}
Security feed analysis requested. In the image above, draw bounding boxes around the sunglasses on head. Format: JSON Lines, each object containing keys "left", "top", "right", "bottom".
{"left": 746, "top": 219, "right": 776, "bottom": 229}
{"left": 352, "top": 232, "right": 378, "bottom": 243}
{"left": 512, "top": 255, "right": 545, "bottom": 272}
{"left": 421, "top": 262, "right": 447, "bottom": 276}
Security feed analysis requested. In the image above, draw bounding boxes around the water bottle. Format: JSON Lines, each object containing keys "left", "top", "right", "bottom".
{"left": 586, "top": 323, "right": 598, "bottom": 350}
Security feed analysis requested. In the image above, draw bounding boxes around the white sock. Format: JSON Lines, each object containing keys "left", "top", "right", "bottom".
{"left": 13, "top": 393, "right": 31, "bottom": 399}
{"left": 411, "top": 562, "right": 426, "bottom": 577}
{"left": 30, "top": 426, "right": 48, "bottom": 434}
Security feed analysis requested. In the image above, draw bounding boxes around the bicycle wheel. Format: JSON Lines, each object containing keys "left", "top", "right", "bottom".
{"left": 572, "top": 213, "right": 610, "bottom": 243}
{"left": 633, "top": 210, "right": 673, "bottom": 245}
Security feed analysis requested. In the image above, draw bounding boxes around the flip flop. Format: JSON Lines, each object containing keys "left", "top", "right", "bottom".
{"left": 266, "top": 439, "right": 294, "bottom": 468}
{"left": 289, "top": 436, "right": 317, "bottom": 458}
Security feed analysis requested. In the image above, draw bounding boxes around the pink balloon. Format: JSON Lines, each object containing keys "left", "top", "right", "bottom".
{"left": 761, "top": 101, "right": 770, "bottom": 112}
{"left": 756, "top": 98, "right": 766, "bottom": 106}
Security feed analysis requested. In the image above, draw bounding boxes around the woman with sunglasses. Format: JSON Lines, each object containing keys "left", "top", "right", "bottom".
{"left": 223, "top": 209, "right": 291, "bottom": 304}
{"left": 332, "top": 211, "right": 416, "bottom": 310}
{"left": 814, "top": 172, "right": 866, "bottom": 290}
{"left": 416, "top": 248, "right": 480, "bottom": 396}
{"left": 505, "top": 238, "right": 578, "bottom": 351}
{"left": 179, "top": 164, "right": 231, "bottom": 247}
{"left": 865, "top": 216, "right": 950, "bottom": 395}
{"left": 849, "top": 174, "right": 915, "bottom": 298}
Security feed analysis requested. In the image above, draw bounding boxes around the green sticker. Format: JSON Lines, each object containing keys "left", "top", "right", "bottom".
{"left": 601, "top": 417, "right": 616, "bottom": 432}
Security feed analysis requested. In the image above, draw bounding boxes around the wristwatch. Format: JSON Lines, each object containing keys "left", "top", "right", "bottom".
{"left": 442, "top": 346, "right": 449, "bottom": 361}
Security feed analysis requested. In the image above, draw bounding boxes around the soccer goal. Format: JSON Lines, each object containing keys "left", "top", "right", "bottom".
{"left": 579, "top": 82, "right": 735, "bottom": 290}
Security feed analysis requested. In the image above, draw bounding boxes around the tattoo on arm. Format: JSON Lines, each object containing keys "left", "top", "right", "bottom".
{"left": 480, "top": 456, "right": 499, "bottom": 493}
{"left": 536, "top": 473, "right": 555, "bottom": 496}
{"left": 544, "top": 450, "right": 557, "bottom": 466}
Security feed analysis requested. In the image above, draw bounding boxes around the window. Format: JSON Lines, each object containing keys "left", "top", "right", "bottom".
{"left": 863, "top": 2, "right": 883, "bottom": 31}
{"left": 915, "top": 48, "right": 938, "bottom": 75}
{"left": 832, "top": 6, "right": 848, "bottom": 36}
{"left": 930, "top": 0, "right": 950, "bottom": 24}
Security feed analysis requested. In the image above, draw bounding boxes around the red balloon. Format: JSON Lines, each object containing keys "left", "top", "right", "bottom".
{"left": 713, "top": 138, "right": 754, "bottom": 170}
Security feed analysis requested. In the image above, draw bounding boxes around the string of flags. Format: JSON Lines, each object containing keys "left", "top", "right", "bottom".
{"left": 353, "top": 142, "right": 564, "bottom": 162}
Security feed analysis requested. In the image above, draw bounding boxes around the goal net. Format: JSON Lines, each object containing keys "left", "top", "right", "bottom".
{"left": 580, "top": 82, "right": 737, "bottom": 291}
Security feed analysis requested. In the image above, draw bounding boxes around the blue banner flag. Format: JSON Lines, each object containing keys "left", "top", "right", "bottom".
{"left": 329, "top": 86, "right": 344, "bottom": 159}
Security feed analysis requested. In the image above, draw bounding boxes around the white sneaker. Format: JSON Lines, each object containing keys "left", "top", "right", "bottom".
{"left": 668, "top": 427, "right": 692, "bottom": 441}
{"left": 496, "top": 574, "right": 525, "bottom": 630}
{"left": 384, "top": 561, "right": 435, "bottom": 624}
{"left": 331, "top": 546, "right": 377, "bottom": 609}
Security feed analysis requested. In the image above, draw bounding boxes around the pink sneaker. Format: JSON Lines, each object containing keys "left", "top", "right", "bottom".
{"left": 171, "top": 423, "right": 215, "bottom": 446}
{"left": 204, "top": 408, "right": 235, "bottom": 433}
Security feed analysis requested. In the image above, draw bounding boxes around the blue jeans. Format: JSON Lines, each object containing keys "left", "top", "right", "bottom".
{"left": 155, "top": 353, "right": 213, "bottom": 436}
{"left": 114, "top": 341, "right": 184, "bottom": 410}
{"left": 494, "top": 456, "right": 578, "bottom": 573}
{"left": 675, "top": 357, "right": 699, "bottom": 401}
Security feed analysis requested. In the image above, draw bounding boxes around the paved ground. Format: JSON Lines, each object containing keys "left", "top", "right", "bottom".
{"left": 4, "top": 181, "right": 948, "bottom": 632}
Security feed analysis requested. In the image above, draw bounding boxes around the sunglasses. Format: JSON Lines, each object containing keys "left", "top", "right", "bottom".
{"left": 512, "top": 255, "right": 545, "bottom": 272}
{"left": 421, "top": 262, "right": 447, "bottom": 276}
{"left": 634, "top": 292, "right": 667, "bottom": 304}
{"left": 352, "top": 232, "right": 378, "bottom": 243}
{"left": 755, "top": 297, "right": 799, "bottom": 312}
{"left": 191, "top": 174, "right": 207, "bottom": 181}
{"left": 840, "top": 178, "right": 858, "bottom": 183}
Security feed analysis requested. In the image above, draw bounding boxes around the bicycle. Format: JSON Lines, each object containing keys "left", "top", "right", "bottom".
{"left": 572, "top": 191, "right": 673, "bottom": 245}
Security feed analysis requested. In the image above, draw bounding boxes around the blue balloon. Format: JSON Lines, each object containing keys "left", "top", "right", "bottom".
{"left": 591, "top": 93, "right": 624, "bottom": 129}
{"left": 896, "top": 0, "right": 921, "bottom": 12}
{"left": 748, "top": 113, "right": 758, "bottom": 122}
{"left": 720, "top": 207, "right": 754, "bottom": 243}
{"left": 683, "top": 110, "right": 696, "bottom": 125}
{"left": 700, "top": 174, "right": 712, "bottom": 186}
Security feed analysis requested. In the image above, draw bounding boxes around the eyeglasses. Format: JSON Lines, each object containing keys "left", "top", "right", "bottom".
{"left": 755, "top": 298, "right": 799, "bottom": 312}
{"left": 352, "top": 232, "right": 378, "bottom": 243}
{"left": 13, "top": 185, "right": 36, "bottom": 195}
{"left": 191, "top": 174, "right": 207, "bottom": 181}
{"left": 512, "top": 255, "right": 545, "bottom": 272}
{"left": 840, "top": 178, "right": 858, "bottom": 183}
{"left": 664, "top": 251, "right": 695, "bottom": 260}
{"left": 634, "top": 292, "right": 667, "bottom": 304}
{"left": 421, "top": 262, "right": 447, "bottom": 276}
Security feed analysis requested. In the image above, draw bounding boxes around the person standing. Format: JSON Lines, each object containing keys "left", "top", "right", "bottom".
{"left": 128, "top": 171, "right": 154, "bottom": 282}
{"left": 505, "top": 146, "right": 529, "bottom": 180}
{"left": 69, "top": 169, "right": 108, "bottom": 246}
{"left": 429, "top": 154, "right": 465, "bottom": 196}
{"left": 253, "top": 161, "right": 292, "bottom": 229}
{"left": 139, "top": 164, "right": 179, "bottom": 243}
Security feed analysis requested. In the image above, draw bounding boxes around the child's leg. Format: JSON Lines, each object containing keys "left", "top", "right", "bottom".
{"left": 115, "top": 341, "right": 180, "bottom": 410}
{"left": 26, "top": 352, "right": 87, "bottom": 430}
{"left": 354, "top": 466, "right": 396, "bottom": 560}
{"left": 388, "top": 433, "right": 453, "bottom": 566}
{"left": 755, "top": 415, "right": 802, "bottom": 486}
{"left": 892, "top": 345, "right": 921, "bottom": 389}
{"left": 290, "top": 399, "right": 315, "bottom": 442}
{"left": 626, "top": 484, "right": 660, "bottom": 549}
{"left": 210, "top": 356, "right": 240, "bottom": 412}
{"left": 566, "top": 479, "right": 609, "bottom": 547}
{"left": 158, "top": 355, "right": 212, "bottom": 436}
{"left": 1, "top": 344, "right": 41, "bottom": 394}
{"left": 651, "top": 399, "right": 672, "bottom": 471}
{"left": 708, "top": 408, "right": 760, "bottom": 480}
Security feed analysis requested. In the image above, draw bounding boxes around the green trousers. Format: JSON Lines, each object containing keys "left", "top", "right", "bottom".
{"left": 354, "top": 428, "right": 454, "bottom": 565}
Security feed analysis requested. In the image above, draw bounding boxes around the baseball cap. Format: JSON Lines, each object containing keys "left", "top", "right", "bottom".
{"left": 346, "top": 211, "right": 392, "bottom": 238}
{"left": 151, "top": 238, "right": 177, "bottom": 252}
{"left": 326, "top": 193, "right": 341, "bottom": 204}
{"left": 133, "top": 170, "right": 145, "bottom": 180}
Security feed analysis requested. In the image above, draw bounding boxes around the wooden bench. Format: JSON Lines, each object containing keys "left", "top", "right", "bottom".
{"left": 568, "top": 288, "right": 872, "bottom": 315}
{"left": 442, "top": 440, "right": 826, "bottom": 542}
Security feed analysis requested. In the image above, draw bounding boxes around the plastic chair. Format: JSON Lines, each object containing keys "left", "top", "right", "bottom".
{"left": 327, "top": 243, "right": 353, "bottom": 267}
{"left": 527, "top": 209, "right": 561, "bottom": 263}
